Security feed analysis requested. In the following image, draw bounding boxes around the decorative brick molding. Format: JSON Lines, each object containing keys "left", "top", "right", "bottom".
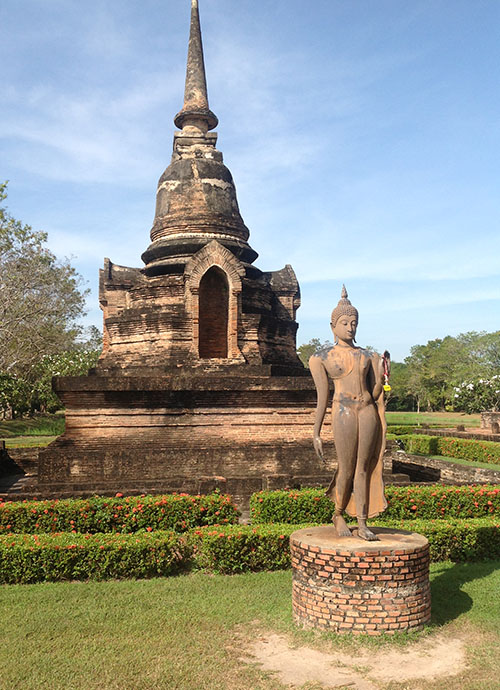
{"left": 291, "top": 526, "right": 431, "bottom": 635}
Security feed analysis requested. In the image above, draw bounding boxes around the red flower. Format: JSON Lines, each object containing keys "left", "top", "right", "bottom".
{"left": 115, "top": 492, "right": 123, "bottom": 498}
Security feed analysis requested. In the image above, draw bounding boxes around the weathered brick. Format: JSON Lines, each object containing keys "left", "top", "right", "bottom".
{"left": 291, "top": 525, "right": 431, "bottom": 636}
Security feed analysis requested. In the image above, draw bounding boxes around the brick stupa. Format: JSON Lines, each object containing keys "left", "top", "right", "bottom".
{"left": 37, "top": 0, "right": 330, "bottom": 505}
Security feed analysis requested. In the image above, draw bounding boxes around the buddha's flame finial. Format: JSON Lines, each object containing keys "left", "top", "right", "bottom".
{"left": 174, "top": 0, "right": 218, "bottom": 134}
{"left": 341, "top": 284, "right": 348, "bottom": 300}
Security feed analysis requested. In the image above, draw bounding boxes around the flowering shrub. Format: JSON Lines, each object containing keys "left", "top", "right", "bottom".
{"left": 31, "top": 350, "right": 100, "bottom": 412}
{"left": 453, "top": 376, "right": 500, "bottom": 414}
{"left": 398, "top": 434, "right": 500, "bottom": 465}
{"left": 376, "top": 517, "right": 500, "bottom": 562}
{"left": 189, "top": 519, "right": 500, "bottom": 572}
{"left": 189, "top": 523, "right": 298, "bottom": 574}
{"left": 250, "top": 485, "right": 500, "bottom": 524}
{"left": 0, "top": 350, "right": 100, "bottom": 417}
{"left": 1, "top": 517, "right": 498, "bottom": 582}
{"left": 384, "top": 485, "right": 500, "bottom": 519}
{"left": 0, "top": 492, "right": 239, "bottom": 534}
{"left": 0, "top": 530, "right": 189, "bottom": 584}
{"left": 437, "top": 437, "right": 500, "bottom": 464}
{"left": 250, "top": 489, "right": 333, "bottom": 524}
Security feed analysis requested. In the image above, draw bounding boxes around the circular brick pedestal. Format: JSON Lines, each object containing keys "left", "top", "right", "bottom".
{"left": 291, "top": 526, "right": 431, "bottom": 635}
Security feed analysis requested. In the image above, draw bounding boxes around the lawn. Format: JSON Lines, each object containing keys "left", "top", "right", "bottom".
{"left": 422, "top": 454, "right": 500, "bottom": 473}
{"left": 0, "top": 413, "right": 65, "bottom": 439}
{"left": 4, "top": 435, "right": 57, "bottom": 449}
{"left": 1, "top": 561, "right": 499, "bottom": 690}
{"left": 386, "top": 411, "right": 481, "bottom": 428}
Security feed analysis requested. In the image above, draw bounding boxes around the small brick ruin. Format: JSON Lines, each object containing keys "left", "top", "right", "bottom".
{"left": 481, "top": 411, "right": 500, "bottom": 433}
{"left": 291, "top": 526, "right": 431, "bottom": 635}
{"left": 35, "top": 0, "right": 328, "bottom": 505}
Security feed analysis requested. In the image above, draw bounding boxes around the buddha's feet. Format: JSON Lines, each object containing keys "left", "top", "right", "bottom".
{"left": 333, "top": 515, "right": 352, "bottom": 538}
{"left": 357, "top": 525, "right": 379, "bottom": 541}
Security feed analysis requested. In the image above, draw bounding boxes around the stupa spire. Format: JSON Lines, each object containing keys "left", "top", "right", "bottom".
{"left": 174, "top": 0, "right": 218, "bottom": 134}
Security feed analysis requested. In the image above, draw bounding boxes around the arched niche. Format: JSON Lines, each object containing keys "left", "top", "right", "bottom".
{"left": 184, "top": 240, "right": 245, "bottom": 361}
{"left": 198, "top": 267, "right": 229, "bottom": 358}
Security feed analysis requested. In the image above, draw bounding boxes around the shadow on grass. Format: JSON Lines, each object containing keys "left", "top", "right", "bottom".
{"left": 430, "top": 559, "right": 499, "bottom": 626}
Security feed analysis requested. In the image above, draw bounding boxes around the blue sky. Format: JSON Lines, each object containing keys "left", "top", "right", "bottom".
{"left": 1, "top": 0, "right": 499, "bottom": 361}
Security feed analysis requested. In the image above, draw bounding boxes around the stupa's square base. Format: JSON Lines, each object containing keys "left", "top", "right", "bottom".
{"left": 36, "top": 372, "right": 331, "bottom": 508}
{"left": 291, "top": 526, "right": 431, "bottom": 635}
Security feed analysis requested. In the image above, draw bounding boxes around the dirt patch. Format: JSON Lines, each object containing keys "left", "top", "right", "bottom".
{"left": 240, "top": 631, "right": 467, "bottom": 689}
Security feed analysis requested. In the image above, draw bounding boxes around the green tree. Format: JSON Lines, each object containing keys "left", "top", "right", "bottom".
{"left": 405, "top": 338, "right": 465, "bottom": 412}
{"left": 297, "top": 338, "right": 333, "bottom": 368}
{"left": 77, "top": 325, "right": 103, "bottom": 352}
{"left": 403, "top": 331, "right": 500, "bottom": 412}
{"left": 458, "top": 330, "right": 500, "bottom": 377}
{"left": 453, "top": 376, "right": 500, "bottom": 413}
{"left": 385, "top": 361, "right": 414, "bottom": 411}
{"left": 32, "top": 350, "right": 101, "bottom": 413}
{"left": 0, "top": 182, "right": 88, "bottom": 377}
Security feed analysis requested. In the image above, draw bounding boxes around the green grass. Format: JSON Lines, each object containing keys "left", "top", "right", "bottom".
{"left": 386, "top": 411, "right": 481, "bottom": 428}
{"left": 4, "top": 435, "right": 57, "bottom": 449}
{"left": 0, "top": 561, "right": 499, "bottom": 690}
{"left": 418, "top": 454, "right": 500, "bottom": 473}
{"left": 0, "top": 413, "right": 65, "bottom": 439}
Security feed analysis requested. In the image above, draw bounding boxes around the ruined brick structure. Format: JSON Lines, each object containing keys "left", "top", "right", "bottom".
{"left": 36, "top": 0, "right": 331, "bottom": 505}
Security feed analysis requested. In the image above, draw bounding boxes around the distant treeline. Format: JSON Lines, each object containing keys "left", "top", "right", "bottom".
{"left": 297, "top": 331, "right": 500, "bottom": 413}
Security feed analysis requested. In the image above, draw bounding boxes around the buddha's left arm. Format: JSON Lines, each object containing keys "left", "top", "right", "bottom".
{"left": 369, "top": 353, "right": 384, "bottom": 401}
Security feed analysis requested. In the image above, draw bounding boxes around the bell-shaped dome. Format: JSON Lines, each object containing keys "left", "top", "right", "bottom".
{"left": 141, "top": 0, "right": 257, "bottom": 276}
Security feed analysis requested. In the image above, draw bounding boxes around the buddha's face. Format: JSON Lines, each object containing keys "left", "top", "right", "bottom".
{"left": 332, "top": 315, "right": 358, "bottom": 344}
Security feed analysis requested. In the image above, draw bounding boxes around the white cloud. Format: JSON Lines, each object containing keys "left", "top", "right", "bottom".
{"left": 0, "top": 72, "right": 183, "bottom": 184}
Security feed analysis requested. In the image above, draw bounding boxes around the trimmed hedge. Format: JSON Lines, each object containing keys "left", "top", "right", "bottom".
{"left": 189, "top": 524, "right": 296, "bottom": 574}
{"left": 0, "top": 531, "right": 189, "bottom": 584}
{"left": 0, "top": 492, "right": 239, "bottom": 534}
{"left": 387, "top": 425, "right": 423, "bottom": 435}
{"left": 397, "top": 434, "right": 439, "bottom": 455}
{"left": 383, "top": 485, "right": 500, "bottom": 520}
{"left": 189, "top": 519, "right": 500, "bottom": 573}
{"left": 377, "top": 518, "right": 500, "bottom": 562}
{"left": 1, "top": 518, "right": 498, "bottom": 582}
{"left": 387, "top": 425, "right": 445, "bottom": 436}
{"left": 398, "top": 434, "right": 500, "bottom": 465}
{"left": 251, "top": 489, "right": 332, "bottom": 524}
{"left": 438, "top": 436, "right": 500, "bottom": 464}
{"left": 250, "top": 485, "right": 500, "bottom": 524}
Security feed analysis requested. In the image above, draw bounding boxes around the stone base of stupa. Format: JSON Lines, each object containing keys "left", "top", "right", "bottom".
{"left": 36, "top": 371, "right": 335, "bottom": 507}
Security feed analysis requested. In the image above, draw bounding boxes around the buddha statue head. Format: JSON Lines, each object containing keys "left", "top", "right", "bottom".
{"left": 330, "top": 285, "right": 358, "bottom": 344}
